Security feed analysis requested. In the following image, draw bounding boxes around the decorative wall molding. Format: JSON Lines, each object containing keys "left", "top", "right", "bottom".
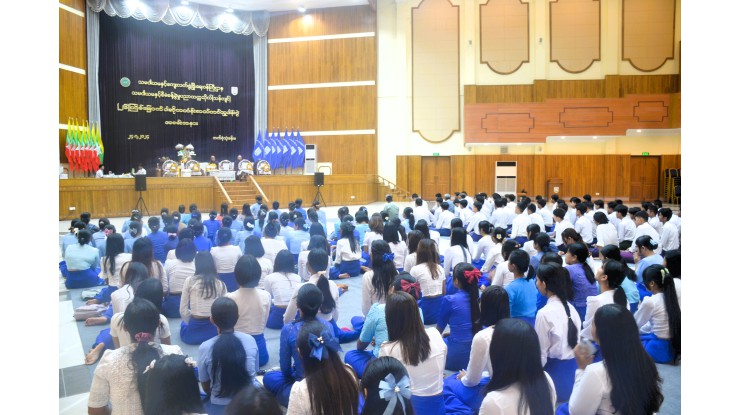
{"left": 549, "top": 0, "right": 601, "bottom": 74}
{"left": 622, "top": 0, "right": 676, "bottom": 72}
{"left": 480, "top": 0, "right": 530, "bottom": 75}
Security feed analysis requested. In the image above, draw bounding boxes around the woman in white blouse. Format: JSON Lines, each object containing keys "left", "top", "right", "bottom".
{"left": 565, "top": 304, "right": 663, "bottom": 415}
{"left": 403, "top": 230, "right": 423, "bottom": 272}
{"left": 443, "top": 286, "right": 511, "bottom": 414}
{"left": 380, "top": 291, "right": 447, "bottom": 415}
{"left": 243, "top": 235, "right": 273, "bottom": 289}
{"left": 383, "top": 222, "right": 408, "bottom": 271}
{"left": 211, "top": 228, "right": 243, "bottom": 292}
{"left": 362, "top": 213, "right": 385, "bottom": 253}
{"left": 472, "top": 221, "right": 495, "bottom": 269}
{"left": 261, "top": 222, "right": 289, "bottom": 265}
{"left": 360, "top": 240, "right": 399, "bottom": 317}
{"left": 110, "top": 278, "right": 171, "bottom": 349}
{"left": 179, "top": 252, "right": 227, "bottom": 345}
{"left": 88, "top": 297, "right": 183, "bottom": 415}
{"left": 410, "top": 239, "right": 446, "bottom": 325}
{"left": 479, "top": 227, "right": 506, "bottom": 283}
{"left": 443, "top": 228, "right": 472, "bottom": 294}
{"left": 490, "top": 240, "right": 519, "bottom": 288}
{"left": 330, "top": 221, "right": 362, "bottom": 279}
{"left": 161, "top": 238, "right": 196, "bottom": 318}
{"left": 297, "top": 235, "right": 330, "bottom": 281}
{"left": 87, "top": 234, "right": 132, "bottom": 308}
{"left": 414, "top": 220, "right": 440, "bottom": 247}
{"left": 264, "top": 249, "right": 302, "bottom": 330}
{"left": 478, "top": 318, "right": 556, "bottom": 415}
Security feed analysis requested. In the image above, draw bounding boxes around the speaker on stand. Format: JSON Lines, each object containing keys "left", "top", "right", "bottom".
{"left": 133, "top": 175, "right": 150, "bottom": 216}
{"left": 313, "top": 172, "right": 326, "bottom": 206}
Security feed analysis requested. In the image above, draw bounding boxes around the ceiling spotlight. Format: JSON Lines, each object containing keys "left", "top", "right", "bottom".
{"left": 226, "top": 8, "right": 234, "bottom": 13}
{"left": 298, "top": 6, "right": 307, "bottom": 13}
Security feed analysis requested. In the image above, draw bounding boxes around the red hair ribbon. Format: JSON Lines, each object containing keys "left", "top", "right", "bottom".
{"left": 400, "top": 280, "right": 421, "bottom": 299}
{"left": 463, "top": 269, "right": 482, "bottom": 285}
{"left": 134, "top": 332, "right": 154, "bottom": 343}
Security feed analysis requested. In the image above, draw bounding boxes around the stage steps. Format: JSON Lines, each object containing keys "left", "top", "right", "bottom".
{"left": 221, "top": 181, "right": 260, "bottom": 209}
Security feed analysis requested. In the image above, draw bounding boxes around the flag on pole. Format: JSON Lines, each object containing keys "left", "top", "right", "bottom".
{"left": 95, "top": 122, "right": 105, "bottom": 164}
{"left": 288, "top": 128, "right": 297, "bottom": 170}
{"left": 65, "top": 118, "right": 73, "bottom": 170}
{"left": 271, "top": 128, "right": 279, "bottom": 169}
{"left": 82, "top": 121, "right": 92, "bottom": 172}
{"left": 71, "top": 119, "right": 80, "bottom": 171}
{"left": 295, "top": 129, "right": 305, "bottom": 168}
{"left": 264, "top": 129, "right": 273, "bottom": 166}
{"left": 281, "top": 129, "right": 290, "bottom": 171}
{"left": 252, "top": 130, "right": 263, "bottom": 162}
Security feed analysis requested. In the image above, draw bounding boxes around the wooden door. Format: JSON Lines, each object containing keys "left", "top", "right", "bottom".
{"left": 421, "top": 156, "right": 451, "bottom": 199}
{"left": 630, "top": 156, "right": 660, "bottom": 202}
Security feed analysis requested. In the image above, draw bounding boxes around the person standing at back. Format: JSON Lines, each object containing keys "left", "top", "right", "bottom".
{"left": 382, "top": 194, "right": 400, "bottom": 221}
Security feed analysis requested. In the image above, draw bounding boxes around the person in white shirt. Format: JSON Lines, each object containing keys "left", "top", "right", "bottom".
{"left": 435, "top": 202, "right": 455, "bottom": 236}
{"left": 480, "top": 227, "right": 506, "bottom": 276}
{"left": 490, "top": 240, "right": 519, "bottom": 288}
{"left": 472, "top": 221, "right": 495, "bottom": 266}
{"left": 505, "top": 194, "right": 517, "bottom": 212}
{"left": 581, "top": 259, "right": 628, "bottom": 342}
{"left": 95, "top": 164, "right": 105, "bottom": 178}
{"left": 593, "top": 212, "right": 618, "bottom": 256}
{"left": 663, "top": 249, "right": 681, "bottom": 307}
{"left": 567, "top": 303, "right": 664, "bottom": 415}
{"left": 526, "top": 204, "right": 546, "bottom": 235}
{"left": 261, "top": 222, "right": 289, "bottom": 265}
{"left": 478, "top": 318, "right": 557, "bottom": 415}
{"left": 510, "top": 202, "right": 532, "bottom": 244}
{"left": 361, "top": 240, "right": 399, "bottom": 316}
{"left": 443, "top": 286, "right": 511, "bottom": 414}
{"left": 593, "top": 199, "right": 608, "bottom": 216}
{"left": 134, "top": 163, "right": 147, "bottom": 175}
{"left": 383, "top": 223, "right": 408, "bottom": 270}
{"left": 226, "top": 254, "right": 272, "bottom": 366}
{"left": 109, "top": 279, "right": 172, "bottom": 349}
{"left": 413, "top": 197, "right": 434, "bottom": 225}
{"left": 411, "top": 193, "right": 430, "bottom": 211}
{"left": 466, "top": 202, "right": 487, "bottom": 242}
{"left": 565, "top": 197, "right": 580, "bottom": 226}
{"left": 668, "top": 211, "right": 681, "bottom": 239}
{"left": 210, "top": 228, "right": 243, "bottom": 292}
{"left": 537, "top": 198, "right": 554, "bottom": 231}
{"left": 574, "top": 203, "right": 594, "bottom": 245}
{"left": 297, "top": 235, "right": 331, "bottom": 281}
{"left": 630, "top": 211, "right": 662, "bottom": 255}
{"left": 161, "top": 239, "right": 196, "bottom": 318}
{"left": 363, "top": 213, "right": 385, "bottom": 253}
{"left": 534, "top": 262, "right": 582, "bottom": 402}
{"left": 489, "top": 198, "right": 510, "bottom": 229}
{"left": 552, "top": 208, "right": 574, "bottom": 250}
{"left": 263, "top": 249, "right": 302, "bottom": 330}
{"left": 457, "top": 199, "right": 474, "bottom": 226}
{"left": 243, "top": 235, "right": 273, "bottom": 288}
{"left": 380, "top": 291, "right": 448, "bottom": 414}
{"left": 443, "top": 228, "right": 473, "bottom": 283}
{"left": 658, "top": 208, "right": 680, "bottom": 251}
{"left": 331, "top": 221, "right": 363, "bottom": 278}
{"left": 647, "top": 205, "right": 663, "bottom": 235}
{"left": 615, "top": 205, "right": 637, "bottom": 251}
{"left": 404, "top": 230, "right": 423, "bottom": 272}
{"left": 411, "top": 239, "right": 446, "bottom": 325}
{"left": 286, "top": 320, "right": 359, "bottom": 415}
{"left": 634, "top": 264, "right": 681, "bottom": 364}
{"left": 521, "top": 224, "right": 541, "bottom": 258}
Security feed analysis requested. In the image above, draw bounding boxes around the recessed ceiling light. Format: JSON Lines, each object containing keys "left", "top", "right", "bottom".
{"left": 298, "top": 6, "right": 307, "bottom": 13}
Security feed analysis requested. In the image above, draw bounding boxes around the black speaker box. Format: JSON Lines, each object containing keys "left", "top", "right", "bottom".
{"left": 314, "top": 172, "right": 325, "bottom": 186}
{"left": 135, "top": 175, "right": 147, "bottom": 191}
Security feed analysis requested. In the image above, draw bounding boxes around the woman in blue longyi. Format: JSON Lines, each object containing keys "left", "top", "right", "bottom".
{"left": 437, "top": 263, "right": 481, "bottom": 371}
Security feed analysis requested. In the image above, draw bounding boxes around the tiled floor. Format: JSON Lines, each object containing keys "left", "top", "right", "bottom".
{"left": 58, "top": 201, "right": 680, "bottom": 414}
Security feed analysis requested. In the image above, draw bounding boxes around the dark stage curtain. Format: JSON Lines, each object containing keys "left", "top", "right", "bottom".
{"left": 99, "top": 12, "right": 254, "bottom": 175}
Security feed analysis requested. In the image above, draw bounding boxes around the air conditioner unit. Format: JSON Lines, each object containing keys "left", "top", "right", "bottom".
{"left": 495, "top": 161, "right": 517, "bottom": 195}
{"left": 304, "top": 144, "right": 317, "bottom": 175}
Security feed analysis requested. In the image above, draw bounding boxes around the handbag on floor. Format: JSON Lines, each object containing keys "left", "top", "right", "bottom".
{"left": 73, "top": 304, "right": 108, "bottom": 320}
{"left": 81, "top": 287, "right": 104, "bottom": 300}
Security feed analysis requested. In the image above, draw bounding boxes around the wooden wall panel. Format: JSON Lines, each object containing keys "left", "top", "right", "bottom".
{"left": 268, "top": 37, "right": 376, "bottom": 85}
{"left": 407, "top": 156, "right": 423, "bottom": 196}
{"left": 268, "top": 86, "right": 376, "bottom": 131}
{"left": 618, "top": 75, "right": 680, "bottom": 95}
{"left": 255, "top": 175, "right": 378, "bottom": 206}
{"left": 540, "top": 79, "right": 605, "bottom": 100}
{"left": 59, "top": 70, "right": 88, "bottom": 123}
{"left": 397, "top": 154, "right": 672, "bottom": 201}
{"left": 59, "top": 177, "right": 218, "bottom": 219}
{"left": 301, "top": 135, "right": 377, "bottom": 175}
{"left": 268, "top": 6, "right": 376, "bottom": 38}
{"left": 59, "top": 9, "right": 86, "bottom": 69}
{"left": 623, "top": 0, "right": 676, "bottom": 72}
{"left": 480, "top": 0, "right": 530, "bottom": 75}
{"left": 550, "top": 0, "right": 601, "bottom": 73}
{"left": 669, "top": 93, "right": 681, "bottom": 128}
{"left": 465, "top": 84, "right": 534, "bottom": 104}
{"left": 396, "top": 156, "right": 409, "bottom": 191}
{"left": 60, "top": 0, "right": 86, "bottom": 9}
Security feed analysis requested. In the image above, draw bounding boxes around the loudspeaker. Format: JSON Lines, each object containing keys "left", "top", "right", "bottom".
{"left": 314, "top": 172, "right": 324, "bottom": 187}
{"left": 135, "top": 175, "right": 147, "bottom": 191}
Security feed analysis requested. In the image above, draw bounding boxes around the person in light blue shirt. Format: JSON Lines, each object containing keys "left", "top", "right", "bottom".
{"left": 203, "top": 210, "right": 222, "bottom": 245}
{"left": 505, "top": 249, "right": 538, "bottom": 327}
{"left": 294, "top": 198, "right": 307, "bottom": 220}
{"left": 288, "top": 218, "right": 311, "bottom": 259}
{"left": 250, "top": 196, "right": 264, "bottom": 218}
{"left": 262, "top": 284, "right": 334, "bottom": 407}
{"left": 124, "top": 221, "right": 143, "bottom": 253}
{"left": 62, "top": 229, "right": 103, "bottom": 289}
{"left": 198, "top": 297, "right": 260, "bottom": 413}
{"left": 229, "top": 208, "right": 244, "bottom": 233}
{"left": 278, "top": 212, "right": 294, "bottom": 247}
{"left": 61, "top": 220, "right": 86, "bottom": 257}
{"left": 146, "top": 217, "right": 169, "bottom": 264}
{"left": 181, "top": 203, "right": 197, "bottom": 226}
{"left": 269, "top": 200, "right": 282, "bottom": 219}
{"left": 122, "top": 211, "right": 150, "bottom": 235}
{"left": 354, "top": 213, "right": 370, "bottom": 246}
{"left": 235, "top": 217, "right": 259, "bottom": 253}
{"left": 633, "top": 235, "right": 664, "bottom": 302}
{"left": 91, "top": 218, "right": 109, "bottom": 250}
{"left": 311, "top": 200, "right": 327, "bottom": 228}
{"left": 306, "top": 210, "right": 327, "bottom": 237}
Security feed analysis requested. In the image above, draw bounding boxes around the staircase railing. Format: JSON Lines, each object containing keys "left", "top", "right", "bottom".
{"left": 213, "top": 176, "right": 233, "bottom": 205}
{"left": 376, "top": 175, "right": 413, "bottom": 201}
{"left": 249, "top": 175, "right": 270, "bottom": 203}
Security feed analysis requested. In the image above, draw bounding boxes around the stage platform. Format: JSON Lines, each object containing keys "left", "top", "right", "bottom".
{"left": 59, "top": 174, "right": 388, "bottom": 220}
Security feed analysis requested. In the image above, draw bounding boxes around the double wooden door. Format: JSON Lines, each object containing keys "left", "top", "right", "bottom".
{"left": 630, "top": 156, "right": 660, "bottom": 202}
{"left": 421, "top": 156, "right": 450, "bottom": 200}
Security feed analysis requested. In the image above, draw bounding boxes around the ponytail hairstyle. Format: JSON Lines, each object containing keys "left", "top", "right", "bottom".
{"left": 536, "top": 263, "right": 578, "bottom": 349}
{"left": 340, "top": 221, "right": 359, "bottom": 253}
{"left": 294, "top": 217, "right": 309, "bottom": 232}
{"left": 602, "top": 259, "right": 628, "bottom": 307}
{"left": 407, "top": 230, "right": 423, "bottom": 255}
{"left": 308, "top": 249, "right": 336, "bottom": 315}
{"left": 77, "top": 229, "right": 92, "bottom": 246}
{"left": 600, "top": 244, "right": 637, "bottom": 282}
{"left": 297, "top": 320, "right": 358, "bottom": 415}
{"left": 508, "top": 249, "right": 535, "bottom": 280}
{"left": 391, "top": 272, "right": 421, "bottom": 300}
{"left": 526, "top": 224, "right": 540, "bottom": 241}
{"left": 635, "top": 235, "right": 659, "bottom": 253}
{"left": 415, "top": 239, "right": 440, "bottom": 280}
{"left": 560, "top": 228, "right": 583, "bottom": 245}
{"left": 491, "top": 227, "right": 506, "bottom": 245}
{"left": 485, "top": 318, "right": 554, "bottom": 415}
{"left": 382, "top": 222, "right": 401, "bottom": 245}
{"left": 452, "top": 263, "right": 482, "bottom": 336}
{"left": 360, "top": 357, "right": 415, "bottom": 415}
{"left": 663, "top": 250, "right": 681, "bottom": 279}
{"left": 386, "top": 292, "right": 431, "bottom": 366}
{"left": 370, "top": 240, "right": 398, "bottom": 301}
{"left": 123, "top": 298, "right": 163, "bottom": 408}
{"left": 296, "top": 284, "right": 324, "bottom": 321}
{"left": 533, "top": 232, "right": 554, "bottom": 253}
{"left": 643, "top": 265, "right": 681, "bottom": 361}
{"left": 478, "top": 220, "right": 492, "bottom": 235}
{"left": 210, "top": 297, "right": 251, "bottom": 398}
{"left": 194, "top": 251, "right": 220, "bottom": 298}
{"left": 243, "top": 216, "right": 256, "bottom": 232}
{"left": 501, "top": 239, "right": 519, "bottom": 261}
{"left": 105, "top": 233, "right": 126, "bottom": 275}
{"left": 217, "top": 227, "right": 232, "bottom": 247}
{"left": 403, "top": 207, "right": 416, "bottom": 230}
{"left": 450, "top": 227, "right": 469, "bottom": 251}
{"left": 142, "top": 354, "right": 205, "bottom": 415}
{"left": 279, "top": 212, "right": 290, "bottom": 228}
{"left": 413, "top": 220, "right": 431, "bottom": 240}
{"left": 479, "top": 286, "right": 510, "bottom": 327}
{"left": 566, "top": 242, "right": 596, "bottom": 284}
{"left": 594, "top": 304, "right": 664, "bottom": 414}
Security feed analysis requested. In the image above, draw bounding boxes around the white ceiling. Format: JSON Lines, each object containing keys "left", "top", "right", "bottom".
{"left": 188, "top": 0, "right": 370, "bottom": 12}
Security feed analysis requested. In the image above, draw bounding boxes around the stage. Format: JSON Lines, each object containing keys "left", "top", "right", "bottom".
{"left": 58, "top": 174, "right": 386, "bottom": 220}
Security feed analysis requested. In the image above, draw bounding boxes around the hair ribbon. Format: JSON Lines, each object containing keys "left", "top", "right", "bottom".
{"left": 382, "top": 253, "right": 395, "bottom": 263}
{"left": 308, "top": 332, "right": 341, "bottom": 361}
{"left": 379, "top": 374, "right": 412, "bottom": 415}
{"left": 400, "top": 280, "right": 421, "bottom": 298}
{"left": 134, "top": 332, "right": 154, "bottom": 343}
{"left": 463, "top": 269, "right": 481, "bottom": 284}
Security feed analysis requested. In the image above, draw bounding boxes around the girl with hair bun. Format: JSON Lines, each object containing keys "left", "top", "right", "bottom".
{"left": 437, "top": 263, "right": 481, "bottom": 371}
{"left": 63, "top": 229, "right": 104, "bottom": 289}
{"left": 471, "top": 221, "right": 494, "bottom": 270}
{"left": 534, "top": 263, "right": 581, "bottom": 403}
{"left": 490, "top": 239, "right": 519, "bottom": 288}
{"left": 143, "top": 354, "right": 206, "bottom": 415}
{"left": 635, "top": 265, "right": 681, "bottom": 364}
{"left": 633, "top": 235, "right": 664, "bottom": 301}
{"left": 505, "top": 249, "right": 538, "bottom": 327}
